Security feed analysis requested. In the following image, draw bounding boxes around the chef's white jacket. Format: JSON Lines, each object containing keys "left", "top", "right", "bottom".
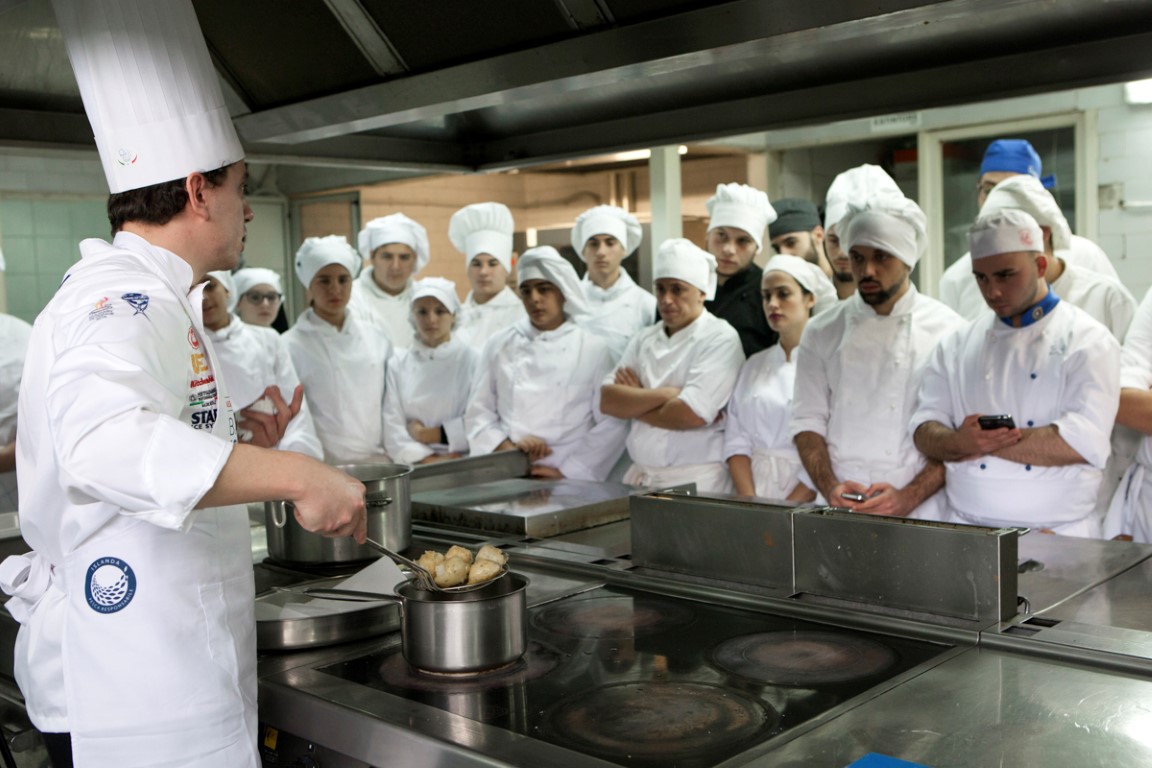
{"left": 579, "top": 271, "right": 657, "bottom": 362}
{"left": 723, "top": 344, "right": 804, "bottom": 499}
{"left": 467, "top": 319, "right": 626, "bottom": 481}
{"left": 939, "top": 235, "right": 1121, "bottom": 322}
{"left": 1106, "top": 287, "right": 1152, "bottom": 542}
{"left": 284, "top": 308, "right": 392, "bottom": 463}
{"left": 790, "top": 286, "right": 966, "bottom": 519}
{"left": 608, "top": 311, "right": 744, "bottom": 471}
{"left": 914, "top": 302, "right": 1119, "bottom": 533}
{"left": 206, "top": 315, "right": 323, "bottom": 459}
{"left": 383, "top": 338, "right": 479, "bottom": 465}
{"left": 456, "top": 286, "right": 526, "bottom": 350}
{"left": 350, "top": 269, "right": 415, "bottom": 348}
{"left": 0, "top": 313, "right": 32, "bottom": 511}
{"left": 1048, "top": 264, "right": 1137, "bottom": 341}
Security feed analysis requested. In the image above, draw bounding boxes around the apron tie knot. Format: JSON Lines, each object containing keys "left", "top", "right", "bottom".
{"left": 0, "top": 552, "right": 58, "bottom": 623}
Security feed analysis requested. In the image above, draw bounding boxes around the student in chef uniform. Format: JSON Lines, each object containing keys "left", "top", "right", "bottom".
{"left": 467, "top": 247, "right": 626, "bottom": 480}
{"left": 233, "top": 266, "right": 285, "bottom": 328}
{"left": 703, "top": 183, "right": 779, "bottom": 357}
{"left": 725, "top": 256, "right": 835, "bottom": 500}
{"left": 767, "top": 198, "right": 835, "bottom": 279}
{"left": 202, "top": 270, "right": 323, "bottom": 459}
{"left": 939, "top": 139, "right": 1121, "bottom": 322}
{"left": 913, "top": 210, "right": 1120, "bottom": 537}
{"left": 450, "top": 202, "right": 526, "bottom": 349}
{"left": 1105, "top": 285, "right": 1152, "bottom": 542}
{"left": 0, "top": 3, "right": 366, "bottom": 765}
{"left": 284, "top": 235, "right": 393, "bottom": 463}
{"left": 0, "top": 311, "right": 32, "bottom": 511}
{"left": 791, "top": 195, "right": 966, "bottom": 520}
{"left": 822, "top": 164, "right": 906, "bottom": 301}
{"left": 383, "top": 277, "right": 479, "bottom": 465}
{"left": 602, "top": 239, "right": 745, "bottom": 493}
{"left": 351, "top": 213, "right": 430, "bottom": 348}
{"left": 572, "top": 205, "right": 657, "bottom": 362}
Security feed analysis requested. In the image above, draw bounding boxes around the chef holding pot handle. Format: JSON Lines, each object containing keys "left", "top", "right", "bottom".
{"left": 0, "top": 2, "right": 367, "bottom": 766}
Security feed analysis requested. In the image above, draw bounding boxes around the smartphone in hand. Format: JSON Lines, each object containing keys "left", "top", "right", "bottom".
{"left": 977, "top": 414, "right": 1016, "bottom": 430}
{"left": 840, "top": 491, "right": 867, "bottom": 502}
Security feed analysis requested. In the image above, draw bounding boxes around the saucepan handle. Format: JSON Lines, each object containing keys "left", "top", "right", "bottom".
{"left": 270, "top": 500, "right": 288, "bottom": 529}
{"left": 303, "top": 587, "right": 402, "bottom": 605}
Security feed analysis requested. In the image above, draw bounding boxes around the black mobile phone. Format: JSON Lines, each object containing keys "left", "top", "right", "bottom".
{"left": 840, "top": 491, "right": 867, "bottom": 502}
{"left": 978, "top": 414, "right": 1016, "bottom": 430}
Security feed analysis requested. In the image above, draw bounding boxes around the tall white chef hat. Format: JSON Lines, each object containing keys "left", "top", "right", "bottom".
{"left": 969, "top": 209, "right": 1045, "bottom": 261}
{"left": 357, "top": 213, "right": 431, "bottom": 272}
{"left": 839, "top": 196, "right": 928, "bottom": 268}
{"left": 517, "top": 246, "right": 589, "bottom": 318}
{"left": 705, "top": 183, "right": 777, "bottom": 252}
{"left": 762, "top": 255, "right": 838, "bottom": 315}
{"left": 51, "top": 0, "right": 244, "bottom": 194}
{"left": 653, "top": 238, "right": 718, "bottom": 300}
{"left": 206, "top": 270, "right": 237, "bottom": 313}
{"left": 233, "top": 267, "right": 284, "bottom": 299}
{"left": 824, "top": 164, "right": 904, "bottom": 233}
{"left": 449, "top": 202, "right": 515, "bottom": 270}
{"left": 570, "top": 205, "right": 643, "bottom": 259}
{"left": 294, "top": 235, "right": 361, "bottom": 288}
{"left": 411, "top": 276, "right": 461, "bottom": 316}
{"left": 980, "top": 175, "right": 1072, "bottom": 252}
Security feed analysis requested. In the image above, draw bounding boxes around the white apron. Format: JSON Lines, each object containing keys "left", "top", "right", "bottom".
{"left": 624, "top": 461, "right": 734, "bottom": 495}
{"left": 750, "top": 448, "right": 802, "bottom": 501}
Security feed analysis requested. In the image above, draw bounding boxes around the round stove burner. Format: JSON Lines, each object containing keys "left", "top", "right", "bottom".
{"left": 530, "top": 595, "right": 695, "bottom": 639}
{"left": 377, "top": 641, "right": 561, "bottom": 692}
{"left": 711, "top": 630, "right": 898, "bottom": 687}
{"left": 538, "top": 681, "right": 777, "bottom": 764}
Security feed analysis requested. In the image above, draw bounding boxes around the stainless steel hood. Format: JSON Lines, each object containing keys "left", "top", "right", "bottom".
{"left": 3, "top": 0, "right": 1152, "bottom": 191}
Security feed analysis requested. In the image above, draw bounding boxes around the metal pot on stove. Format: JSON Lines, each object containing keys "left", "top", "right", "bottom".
{"left": 265, "top": 462, "right": 411, "bottom": 564}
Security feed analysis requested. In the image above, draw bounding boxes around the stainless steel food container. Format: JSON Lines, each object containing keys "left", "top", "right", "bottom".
{"left": 265, "top": 463, "right": 412, "bottom": 564}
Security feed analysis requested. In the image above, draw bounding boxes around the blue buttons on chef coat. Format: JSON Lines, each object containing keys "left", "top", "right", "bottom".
{"left": 1027, "top": 420, "right": 1034, "bottom": 427}
{"left": 980, "top": 463, "right": 986, "bottom": 470}
{"left": 1025, "top": 465, "right": 1032, "bottom": 471}
{"left": 1030, "top": 373, "right": 1037, "bottom": 379}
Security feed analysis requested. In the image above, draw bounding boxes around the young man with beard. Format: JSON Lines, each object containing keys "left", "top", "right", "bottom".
{"left": 767, "top": 197, "right": 835, "bottom": 280}
{"left": 790, "top": 195, "right": 966, "bottom": 520}
{"left": 822, "top": 164, "right": 906, "bottom": 301}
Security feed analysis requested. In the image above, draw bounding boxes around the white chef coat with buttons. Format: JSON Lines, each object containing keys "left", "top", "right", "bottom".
{"left": 467, "top": 319, "right": 626, "bottom": 481}
{"left": 1106, "top": 286, "right": 1152, "bottom": 542}
{"left": 1048, "top": 263, "right": 1137, "bottom": 341}
{"left": 723, "top": 344, "right": 804, "bottom": 500}
{"left": 206, "top": 315, "right": 323, "bottom": 459}
{"left": 350, "top": 269, "right": 416, "bottom": 348}
{"left": 790, "top": 286, "right": 966, "bottom": 519}
{"left": 455, "top": 286, "right": 526, "bottom": 351}
{"left": 0, "top": 313, "right": 32, "bottom": 511}
{"left": 284, "top": 308, "right": 392, "bottom": 463}
{"left": 914, "top": 302, "right": 1119, "bottom": 534}
{"left": 383, "top": 337, "right": 479, "bottom": 465}
{"left": 579, "top": 271, "right": 657, "bottom": 363}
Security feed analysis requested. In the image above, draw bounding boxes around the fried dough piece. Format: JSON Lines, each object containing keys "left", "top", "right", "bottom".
{"left": 417, "top": 550, "right": 445, "bottom": 574}
{"left": 435, "top": 556, "right": 469, "bottom": 587}
{"left": 476, "top": 544, "right": 508, "bottom": 566}
{"left": 445, "top": 545, "right": 474, "bottom": 565}
{"left": 468, "top": 558, "right": 503, "bottom": 584}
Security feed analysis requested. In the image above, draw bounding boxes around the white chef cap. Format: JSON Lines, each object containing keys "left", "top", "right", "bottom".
{"left": 357, "top": 213, "right": 431, "bottom": 272}
{"left": 653, "top": 238, "right": 717, "bottom": 300}
{"left": 762, "top": 255, "right": 838, "bottom": 315}
{"left": 824, "top": 164, "right": 904, "bottom": 233}
{"left": 570, "top": 205, "right": 643, "bottom": 259}
{"left": 839, "top": 196, "right": 928, "bottom": 268}
{"left": 980, "top": 175, "right": 1072, "bottom": 252}
{"left": 411, "top": 276, "right": 461, "bottom": 315}
{"left": 969, "top": 209, "right": 1045, "bottom": 261}
{"left": 449, "top": 202, "right": 515, "bottom": 270}
{"left": 294, "top": 235, "right": 360, "bottom": 288}
{"left": 705, "top": 183, "right": 777, "bottom": 252}
{"left": 517, "top": 246, "right": 589, "bottom": 318}
{"left": 205, "top": 270, "right": 237, "bottom": 313}
{"left": 52, "top": 0, "right": 244, "bottom": 194}
{"left": 233, "top": 267, "right": 284, "bottom": 299}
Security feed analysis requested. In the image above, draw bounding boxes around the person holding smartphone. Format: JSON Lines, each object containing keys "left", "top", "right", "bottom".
{"left": 912, "top": 209, "right": 1120, "bottom": 537}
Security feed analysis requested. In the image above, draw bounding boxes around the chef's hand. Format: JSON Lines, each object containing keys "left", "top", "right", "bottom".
{"left": 614, "top": 367, "right": 643, "bottom": 388}
{"left": 238, "top": 385, "right": 303, "bottom": 448}
{"left": 292, "top": 463, "right": 368, "bottom": 542}
{"left": 952, "top": 414, "right": 1022, "bottom": 460}
{"left": 830, "top": 480, "right": 870, "bottom": 510}
{"left": 407, "top": 419, "right": 442, "bottom": 445}
{"left": 417, "top": 452, "right": 462, "bottom": 464}
{"left": 515, "top": 436, "right": 553, "bottom": 461}
{"left": 853, "top": 483, "right": 913, "bottom": 517}
{"left": 529, "top": 465, "right": 564, "bottom": 479}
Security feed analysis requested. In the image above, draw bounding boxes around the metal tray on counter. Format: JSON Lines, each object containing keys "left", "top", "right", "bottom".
{"left": 255, "top": 577, "right": 399, "bottom": 651}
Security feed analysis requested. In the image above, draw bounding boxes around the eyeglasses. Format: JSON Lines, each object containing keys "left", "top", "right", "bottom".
{"left": 243, "top": 291, "right": 282, "bottom": 305}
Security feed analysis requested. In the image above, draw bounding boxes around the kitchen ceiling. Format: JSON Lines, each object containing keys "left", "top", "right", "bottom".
{"left": 3, "top": 0, "right": 1152, "bottom": 193}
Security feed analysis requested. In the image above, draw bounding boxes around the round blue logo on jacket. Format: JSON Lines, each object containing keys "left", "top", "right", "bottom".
{"left": 85, "top": 558, "right": 136, "bottom": 614}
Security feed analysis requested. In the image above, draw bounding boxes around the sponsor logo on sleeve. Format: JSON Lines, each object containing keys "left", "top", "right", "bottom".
{"left": 121, "top": 292, "right": 150, "bottom": 318}
{"left": 84, "top": 557, "right": 136, "bottom": 614}
{"left": 188, "top": 327, "right": 200, "bottom": 349}
{"left": 88, "top": 296, "right": 114, "bottom": 322}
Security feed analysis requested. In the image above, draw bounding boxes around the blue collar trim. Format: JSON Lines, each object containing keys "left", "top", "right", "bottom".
{"left": 1000, "top": 287, "right": 1059, "bottom": 328}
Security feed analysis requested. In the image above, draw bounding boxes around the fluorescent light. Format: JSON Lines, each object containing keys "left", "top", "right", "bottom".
{"left": 612, "top": 149, "right": 651, "bottom": 162}
{"left": 1125, "top": 78, "right": 1152, "bottom": 105}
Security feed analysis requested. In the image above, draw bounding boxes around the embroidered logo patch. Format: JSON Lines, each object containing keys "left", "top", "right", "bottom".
{"left": 122, "top": 292, "right": 150, "bottom": 317}
{"left": 84, "top": 557, "right": 136, "bottom": 614}
{"left": 116, "top": 148, "right": 138, "bottom": 167}
{"left": 88, "top": 296, "right": 114, "bottom": 322}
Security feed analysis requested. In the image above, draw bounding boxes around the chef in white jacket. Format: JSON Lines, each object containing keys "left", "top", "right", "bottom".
{"left": 0, "top": 3, "right": 366, "bottom": 765}
{"left": 383, "top": 277, "right": 479, "bottom": 465}
{"left": 351, "top": 213, "right": 430, "bottom": 348}
{"left": 1107, "top": 283, "right": 1152, "bottom": 542}
{"left": 285, "top": 236, "right": 393, "bottom": 463}
{"left": 791, "top": 195, "right": 966, "bottom": 519}
{"left": 572, "top": 205, "right": 656, "bottom": 362}
{"left": 602, "top": 239, "right": 745, "bottom": 493}
{"left": 232, "top": 266, "right": 284, "bottom": 328}
{"left": 0, "top": 312, "right": 32, "bottom": 511}
{"left": 822, "top": 164, "right": 906, "bottom": 301}
{"left": 202, "top": 270, "right": 323, "bottom": 459}
{"left": 450, "top": 202, "right": 526, "bottom": 349}
{"left": 467, "top": 246, "right": 626, "bottom": 480}
{"left": 914, "top": 210, "right": 1119, "bottom": 537}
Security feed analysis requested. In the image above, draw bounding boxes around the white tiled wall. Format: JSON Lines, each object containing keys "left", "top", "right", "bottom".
{"left": 1097, "top": 100, "right": 1152, "bottom": 299}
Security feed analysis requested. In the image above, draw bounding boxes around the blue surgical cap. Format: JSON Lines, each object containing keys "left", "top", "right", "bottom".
{"left": 980, "top": 139, "right": 1056, "bottom": 189}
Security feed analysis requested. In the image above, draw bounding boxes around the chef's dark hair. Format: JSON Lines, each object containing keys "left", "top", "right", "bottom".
{"left": 107, "top": 165, "right": 231, "bottom": 235}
